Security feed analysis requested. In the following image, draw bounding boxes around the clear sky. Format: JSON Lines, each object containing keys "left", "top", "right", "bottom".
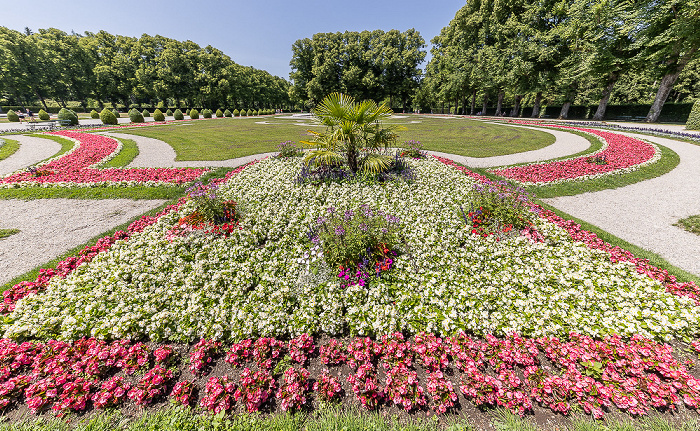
{"left": 0, "top": 0, "right": 466, "bottom": 79}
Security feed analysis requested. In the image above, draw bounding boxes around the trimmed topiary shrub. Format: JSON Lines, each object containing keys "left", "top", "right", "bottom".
{"left": 247, "top": 109, "right": 253, "bottom": 116}
{"left": 142, "top": 109, "right": 150, "bottom": 118}
{"left": 112, "top": 109, "right": 121, "bottom": 118}
{"left": 224, "top": 109, "right": 232, "bottom": 117}
{"left": 686, "top": 99, "right": 700, "bottom": 130}
{"left": 58, "top": 108, "right": 78, "bottom": 125}
{"left": 166, "top": 109, "right": 173, "bottom": 117}
{"left": 90, "top": 109, "right": 99, "bottom": 119}
{"left": 216, "top": 109, "right": 224, "bottom": 118}
{"left": 129, "top": 108, "right": 145, "bottom": 123}
{"left": 6, "top": 110, "right": 19, "bottom": 122}
{"left": 203, "top": 109, "right": 212, "bottom": 119}
{"left": 153, "top": 109, "right": 165, "bottom": 121}
{"left": 189, "top": 109, "right": 199, "bottom": 119}
{"left": 100, "top": 108, "right": 118, "bottom": 125}
{"left": 233, "top": 109, "right": 240, "bottom": 117}
{"left": 174, "top": 109, "right": 184, "bottom": 120}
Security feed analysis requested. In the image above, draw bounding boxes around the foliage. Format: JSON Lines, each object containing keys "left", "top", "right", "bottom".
{"left": 246, "top": 109, "right": 252, "bottom": 116}
{"left": 203, "top": 109, "right": 212, "bottom": 118}
{"left": 675, "top": 214, "right": 700, "bottom": 236}
{"left": 99, "top": 108, "right": 117, "bottom": 125}
{"left": 233, "top": 109, "right": 240, "bottom": 116}
{"left": 6, "top": 110, "right": 18, "bottom": 122}
{"left": 183, "top": 181, "right": 239, "bottom": 225}
{"left": 224, "top": 109, "right": 232, "bottom": 117}
{"left": 458, "top": 181, "right": 536, "bottom": 238}
{"left": 89, "top": 109, "right": 99, "bottom": 119}
{"left": 141, "top": 109, "right": 150, "bottom": 118}
{"left": 165, "top": 108, "right": 173, "bottom": 116}
{"left": 173, "top": 109, "right": 184, "bottom": 120}
{"left": 128, "top": 108, "right": 144, "bottom": 123}
{"left": 57, "top": 108, "right": 78, "bottom": 125}
{"left": 189, "top": 109, "right": 199, "bottom": 119}
{"left": 400, "top": 140, "right": 427, "bottom": 159}
{"left": 687, "top": 100, "right": 700, "bottom": 130}
{"left": 152, "top": 108, "right": 165, "bottom": 121}
{"left": 301, "top": 92, "right": 399, "bottom": 174}
{"left": 216, "top": 108, "right": 223, "bottom": 117}
{"left": 276, "top": 141, "right": 304, "bottom": 158}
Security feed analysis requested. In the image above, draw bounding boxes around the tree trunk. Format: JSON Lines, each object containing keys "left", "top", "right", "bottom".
{"left": 531, "top": 92, "right": 543, "bottom": 118}
{"left": 34, "top": 91, "right": 48, "bottom": 110}
{"left": 462, "top": 94, "right": 468, "bottom": 115}
{"left": 559, "top": 101, "right": 572, "bottom": 119}
{"left": 455, "top": 98, "right": 460, "bottom": 115}
{"left": 645, "top": 49, "right": 697, "bottom": 122}
{"left": 441, "top": 101, "right": 444, "bottom": 114}
{"left": 495, "top": 91, "right": 504, "bottom": 116}
{"left": 470, "top": 89, "right": 476, "bottom": 115}
{"left": 510, "top": 95, "right": 522, "bottom": 117}
{"left": 482, "top": 92, "right": 489, "bottom": 115}
{"left": 592, "top": 74, "right": 618, "bottom": 121}
{"left": 347, "top": 146, "right": 358, "bottom": 173}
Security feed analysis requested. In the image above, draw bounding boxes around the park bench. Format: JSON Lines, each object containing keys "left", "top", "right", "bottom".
{"left": 26, "top": 119, "right": 72, "bottom": 131}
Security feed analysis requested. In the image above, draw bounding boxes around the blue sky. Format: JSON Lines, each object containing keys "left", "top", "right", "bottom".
{"left": 1, "top": 0, "right": 466, "bottom": 79}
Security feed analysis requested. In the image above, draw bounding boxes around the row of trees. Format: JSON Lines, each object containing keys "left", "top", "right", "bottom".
{"left": 289, "top": 29, "right": 426, "bottom": 111}
{"left": 418, "top": 0, "right": 700, "bottom": 122}
{"left": 0, "top": 27, "right": 290, "bottom": 110}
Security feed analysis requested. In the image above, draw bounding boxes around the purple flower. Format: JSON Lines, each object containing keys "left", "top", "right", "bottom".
{"left": 344, "top": 210, "right": 354, "bottom": 221}
{"left": 334, "top": 225, "right": 346, "bottom": 236}
{"left": 316, "top": 216, "right": 327, "bottom": 226}
{"left": 358, "top": 223, "right": 368, "bottom": 231}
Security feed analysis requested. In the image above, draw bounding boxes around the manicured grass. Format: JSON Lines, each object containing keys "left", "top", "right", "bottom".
{"left": 120, "top": 116, "right": 556, "bottom": 161}
{"left": 0, "top": 138, "right": 20, "bottom": 161}
{"left": 675, "top": 215, "right": 700, "bottom": 236}
{"left": 0, "top": 228, "right": 19, "bottom": 239}
{"left": 0, "top": 185, "right": 184, "bottom": 200}
{"left": 101, "top": 137, "right": 140, "bottom": 167}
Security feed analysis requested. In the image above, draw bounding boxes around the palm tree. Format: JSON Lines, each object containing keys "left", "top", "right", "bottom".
{"left": 300, "top": 93, "right": 399, "bottom": 174}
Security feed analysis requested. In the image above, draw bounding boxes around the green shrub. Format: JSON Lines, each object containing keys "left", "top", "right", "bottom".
{"left": 203, "top": 109, "right": 212, "bottom": 119}
{"left": 58, "top": 108, "right": 78, "bottom": 125}
{"left": 100, "top": 108, "right": 118, "bottom": 125}
{"left": 173, "top": 109, "right": 184, "bottom": 120}
{"left": 129, "top": 108, "right": 145, "bottom": 123}
{"left": 233, "top": 109, "right": 240, "bottom": 117}
{"left": 89, "top": 109, "right": 99, "bottom": 119}
{"left": 157, "top": 101, "right": 166, "bottom": 110}
{"left": 247, "top": 109, "right": 253, "bottom": 116}
{"left": 153, "top": 109, "right": 165, "bottom": 121}
{"left": 38, "top": 109, "right": 51, "bottom": 120}
{"left": 6, "top": 110, "right": 19, "bottom": 122}
{"left": 215, "top": 109, "right": 224, "bottom": 118}
{"left": 224, "top": 109, "right": 232, "bottom": 117}
{"left": 189, "top": 109, "right": 199, "bottom": 119}
{"left": 142, "top": 109, "right": 150, "bottom": 118}
{"left": 166, "top": 109, "right": 173, "bottom": 117}
{"left": 686, "top": 99, "right": 700, "bottom": 130}
{"left": 112, "top": 109, "right": 121, "bottom": 118}
{"left": 240, "top": 109, "right": 247, "bottom": 117}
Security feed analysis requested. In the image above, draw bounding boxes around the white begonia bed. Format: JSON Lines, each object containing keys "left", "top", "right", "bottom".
{"left": 3, "top": 157, "right": 698, "bottom": 343}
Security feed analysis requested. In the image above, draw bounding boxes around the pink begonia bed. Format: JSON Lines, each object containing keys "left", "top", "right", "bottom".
{"left": 0, "top": 131, "right": 207, "bottom": 187}
{"left": 488, "top": 121, "right": 659, "bottom": 185}
{"left": 0, "top": 157, "right": 699, "bottom": 419}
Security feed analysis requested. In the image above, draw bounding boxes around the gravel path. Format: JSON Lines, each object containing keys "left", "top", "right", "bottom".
{"left": 543, "top": 133, "right": 700, "bottom": 276}
{"left": 0, "top": 135, "right": 62, "bottom": 176}
{"left": 426, "top": 124, "right": 591, "bottom": 168}
{"left": 0, "top": 199, "right": 165, "bottom": 286}
{"left": 103, "top": 132, "right": 277, "bottom": 168}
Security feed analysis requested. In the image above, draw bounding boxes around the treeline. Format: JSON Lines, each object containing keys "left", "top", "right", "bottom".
{"left": 0, "top": 27, "right": 290, "bottom": 111}
{"left": 417, "top": 0, "right": 700, "bottom": 122}
{"left": 289, "top": 29, "right": 426, "bottom": 111}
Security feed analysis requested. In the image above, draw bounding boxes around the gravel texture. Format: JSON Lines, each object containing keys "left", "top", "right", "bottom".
{"left": 543, "top": 133, "right": 700, "bottom": 276}
{"left": 102, "top": 132, "right": 277, "bottom": 168}
{"left": 427, "top": 124, "right": 591, "bottom": 168}
{"left": 0, "top": 199, "right": 165, "bottom": 286}
{"left": 0, "top": 135, "right": 62, "bottom": 177}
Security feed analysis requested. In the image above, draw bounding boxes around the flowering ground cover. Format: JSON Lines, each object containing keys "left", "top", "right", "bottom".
{"left": 2, "top": 155, "right": 700, "bottom": 422}
{"left": 489, "top": 122, "right": 660, "bottom": 185}
{"left": 0, "top": 131, "right": 207, "bottom": 188}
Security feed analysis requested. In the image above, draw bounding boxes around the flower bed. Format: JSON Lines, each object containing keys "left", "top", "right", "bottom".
{"left": 0, "top": 131, "right": 207, "bottom": 188}
{"left": 488, "top": 122, "right": 660, "bottom": 185}
{"left": 3, "top": 157, "right": 697, "bottom": 343}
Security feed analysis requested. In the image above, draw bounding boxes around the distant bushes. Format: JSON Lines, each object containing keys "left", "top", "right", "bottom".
{"left": 233, "top": 109, "right": 240, "bottom": 117}
{"left": 166, "top": 109, "right": 173, "bottom": 117}
{"left": 247, "top": 109, "right": 253, "bottom": 116}
{"left": 6, "top": 110, "right": 19, "bottom": 122}
{"left": 100, "top": 108, "right": 118, "bottom": 125}
{"left": 90, "top": 109, "right": 99, "bottom": 119}
{"left": 129, "top": 108, "right": 145, "bottom": 123}
{"left": 202, "top": 109, "right": 212, "bottom": 119}
{"left": 142, "top": 109, "right": 150, "bottom": 118}
{"left": 174, "top": 109, "right": 184, "bottom": 120}
{"left": 224, "top": 109, "right": 232, "bottom": 117}
{"left": 58, "top": 108, "right": 78, "bottom": 125}
{"left": 687, "top": 100, "right": 700, "bottom": 130}
{"left": 189, "top": 109, "right": 199, "bottom": 119}
{"left": 216, "top": 109, "right": 223, "bottom": 118}
{"left": 153, "top": 109, "right": 165, "bottom": 121}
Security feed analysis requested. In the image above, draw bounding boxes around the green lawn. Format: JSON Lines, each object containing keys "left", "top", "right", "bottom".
{"left": 675, "top": 214, "right": 700, "bottom": 236}
{"left": 0, "top": 138, "right": 20, "bottom": 160}
{"left": 119, "top": 116, "right": 556, "bottom": 161}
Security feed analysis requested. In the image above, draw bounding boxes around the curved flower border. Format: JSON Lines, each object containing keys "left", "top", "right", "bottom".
{"left": 488, "top": 122, "right": 661, "bottom": 186}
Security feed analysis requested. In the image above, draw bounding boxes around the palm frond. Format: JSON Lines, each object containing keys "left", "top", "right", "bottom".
{"left": 304, "top": 149, "right": 344, "bottom": 167}
{"left": 360, "top": 153, "right": 393, "bottom": 174}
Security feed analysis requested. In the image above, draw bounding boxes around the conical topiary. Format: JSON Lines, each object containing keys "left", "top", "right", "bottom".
{"left": 58, "top": 108, "right": 78, "bottom": 125}
{"left": 112, "top": 109, "right": 121, "bottom": 118}
{"left": 100, "top": 108, "right": 118, "bottom": 125}
{"left": 153, "top": 109, "right": 165, "bottom": 122}
{"left": 216, "top": 109, "right": 224, "bottom": 118}
{"left": 142, "top": 109, "right": 150, "bottom": 118}
{"left": 6, "top": 110, "right": 19, "bottom": 122}
{"left": 174, "top": 109, "right": 184, "bottom": 120}
{"left": 203, "top": 109, "right": 212, "bottom": 119}
{"left": 90, "top": 109, "right": 99, "bottom": 119}
{"left": 233, "top": 109, "right": 240, "bottom": 117}
{"left": 166, "top": 109, "right": 173, "bottom": 117}
{"left": 247, "top": 109, "right": 253, "bottom": 116}
{"left": 224, "top": 109, "right": 232, "bottom": 117}
{"left": 129, "top": 108, "right": 145, "bottom": 123}
{"left": 189, "top": 109, "right": 199, "bottom": 120}
{"left": 686, "top": 99, "right": 700, "bottom": 130}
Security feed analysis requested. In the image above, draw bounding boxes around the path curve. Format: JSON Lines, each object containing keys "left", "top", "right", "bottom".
{"left": 103, "top": 132, "right": 277, "bottom": 169}
{"left": 542, "top": 132, "right": 700, "bottom": 277}
{"left": 0, "top": 135, "right": 62, "bottom": 176}
{"left": 426, "top": 124, "right": 591, "bottom": 168}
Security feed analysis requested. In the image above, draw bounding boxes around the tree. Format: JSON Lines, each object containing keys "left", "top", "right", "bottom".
{"left": 301, "top": 93, "right": 399, "bottom": 174}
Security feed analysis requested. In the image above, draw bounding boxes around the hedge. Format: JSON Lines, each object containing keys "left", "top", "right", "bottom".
{"left": 100, "top": 108, "right": 117, "bottom": 125}
{"left": 686, "top": 100, "right": 700, "bottom": 130}
{"left": 6, "top": 110, "right": 19, "bottom": 122}
{"left": 57, "top": 108, "right": 78, "bottom": 125}
{"left": 153, "top": 109, "right": 165, "bottom": 122}
{"left": 173, "top": 109, "right": 184, "bottom": 120}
